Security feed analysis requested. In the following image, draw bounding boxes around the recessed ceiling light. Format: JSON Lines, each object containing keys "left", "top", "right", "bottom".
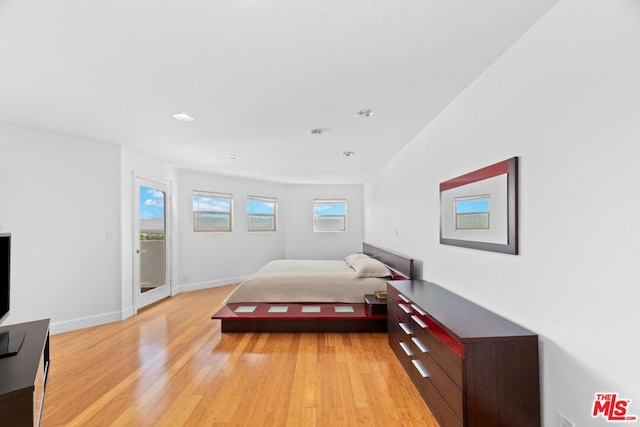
{"left": 229, "top": 155, "right": 239, "bottom": 160}
{"left": 342, "top": 151, "right": 355, "bottom": 157}
{"left": 356, "top": 109, "right": 373, "bottom": 118}
{"left": 310, "top": 129, "right": 323, "bottom": 136}
{"left": 173, "top": 113, "right": 194, "bottom": 122}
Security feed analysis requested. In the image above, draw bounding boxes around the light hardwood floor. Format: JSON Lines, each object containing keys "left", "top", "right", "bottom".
{"left": 42, "top": 285, "right": 438, "bottom": 426}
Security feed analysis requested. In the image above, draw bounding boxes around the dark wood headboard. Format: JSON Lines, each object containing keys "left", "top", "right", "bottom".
{"left": 362, "top": 242, "right": 414, "bottom": 280}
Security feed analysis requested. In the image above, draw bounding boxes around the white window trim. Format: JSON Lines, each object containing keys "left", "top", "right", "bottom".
{"left": 192, "top": 190, "right": 233, "bottom": 232}
{"left": 313, "top": 199, "right": 347, "bottom": 232}
{"left": 247, "top": 195, "right": 278, "bottom": 232}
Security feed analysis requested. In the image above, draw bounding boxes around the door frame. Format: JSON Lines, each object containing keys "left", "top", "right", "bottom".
{"left": 133, "top": 174, "right": 172, "bottom": 312}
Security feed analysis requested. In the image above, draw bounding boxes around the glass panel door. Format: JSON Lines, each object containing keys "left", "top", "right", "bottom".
{"left": 134, "top": 177, "right": 171, "bottom": 310}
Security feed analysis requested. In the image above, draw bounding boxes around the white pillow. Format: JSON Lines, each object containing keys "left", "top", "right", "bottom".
{"left": 344, "top": 253, "right": 370, "bottom": 266}
{"left": 350, "top": 257, "right": 391, "bottom": 278}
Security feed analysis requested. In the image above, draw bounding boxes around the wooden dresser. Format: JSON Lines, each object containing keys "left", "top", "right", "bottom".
{"left": 387, "top": 280, "right": 540, "bottom": 427}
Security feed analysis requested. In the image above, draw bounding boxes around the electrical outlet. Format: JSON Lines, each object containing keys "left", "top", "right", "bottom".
{"left": 106, "top": 229, "right": 115, "bottom": 240}
{"left": 558, "top": 413, "right": 574, "bottom": 427}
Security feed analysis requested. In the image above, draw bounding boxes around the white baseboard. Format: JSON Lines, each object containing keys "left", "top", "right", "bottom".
{"left": 121, "top": 305, "right": 135, "bottom": 320}
{"left": 48, "top": 278, "right": 245, "bottom": 334}
{"left": 50, "top": 309, "right": 124, "bottom": 335}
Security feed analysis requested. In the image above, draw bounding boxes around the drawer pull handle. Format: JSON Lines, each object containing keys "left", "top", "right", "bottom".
{"left": 411, "top": 360, "right": 429, "bottom": 378}
{"left": 399, "top": 342, "right": 413, "bottom": 356}
{"left": 399, "top": 294, "right": 411, "bottom": 303}
{"left": 399, "top": 304, "right": 412, "bottom": 314}
{"left": 399, "top": 322, "right": 412, "bottom": 335}
{"left": 411, "top": 304, "right": 427, "bottom": 316}
{"left": 411, "top": 337, "right": 428, "bottom": 353}
{"left": 411, "top": 315, "right": 427, "bottom": 329}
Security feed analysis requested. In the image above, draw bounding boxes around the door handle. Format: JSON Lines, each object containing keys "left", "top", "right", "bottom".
{"left": 136, "top": 249, "right": 148, "bottom": 254}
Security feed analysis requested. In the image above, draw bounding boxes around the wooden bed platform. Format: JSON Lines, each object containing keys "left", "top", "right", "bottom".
{"left": 211, "top": 243, "right": 413, "bottom": 333}
{"left": 213, "top": 302, "right": 387, "bottom": 333}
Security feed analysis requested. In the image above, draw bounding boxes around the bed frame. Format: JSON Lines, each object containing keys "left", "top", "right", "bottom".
{"left": 211, "top": 243, "right": 413, "bottom": 333}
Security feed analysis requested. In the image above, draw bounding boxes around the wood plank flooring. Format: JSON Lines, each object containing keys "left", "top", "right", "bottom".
{"left": 42, "top": 285, "right": 438, "bottom": 426}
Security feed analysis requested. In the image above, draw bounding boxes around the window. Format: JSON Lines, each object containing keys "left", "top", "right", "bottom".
{"left": 455, "top": 195, "right": 490, "bottom": 230}
{"left": 313, "top": 199, "right": 347, "bottom": 232}
{"left": 247, "top": 196, "right": 277, "bottom": 232}
{"left": 192, "top": 191, "right": 233, "bottom": 232}
{"left": 139, "top": 186, "right": 166, "bottom": 241}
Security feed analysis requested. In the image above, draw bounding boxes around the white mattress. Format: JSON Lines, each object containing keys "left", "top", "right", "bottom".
{"left": 224, "top": 259, "right": 389, "bottom": 303}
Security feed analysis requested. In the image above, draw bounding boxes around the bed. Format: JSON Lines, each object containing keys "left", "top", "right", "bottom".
{"left": 211, "top": 243, "right": 413, "bottom": 332}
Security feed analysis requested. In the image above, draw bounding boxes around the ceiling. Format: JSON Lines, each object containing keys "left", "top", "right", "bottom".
{"left": 0, "top": 0, "right": 557, "bottom": 184}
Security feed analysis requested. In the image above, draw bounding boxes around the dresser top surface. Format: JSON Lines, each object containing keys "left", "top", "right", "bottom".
{"left": 388, "top": 280, "right": 536, "bottom": 341}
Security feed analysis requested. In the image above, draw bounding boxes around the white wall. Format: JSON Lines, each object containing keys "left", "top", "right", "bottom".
{"left": 284, "top": 184, "right": 364, "bottom": 259}
{"left": 176, "top": 170, "right": 287, "bottom": 291}
{"left": 0, "top": 123, "right": 121, "bottom": 333}
{"left": 0, "top": 129, "right": 364, "bottom": 331}
{"left": 176, "top": 171, "right": 365, "bottom": 289}
{"left": 364, "top": 1, "right": 640, "bottom": 425}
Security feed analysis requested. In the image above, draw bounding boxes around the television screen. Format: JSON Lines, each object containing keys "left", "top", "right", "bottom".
{"left": 0, "top": 233, "right": 10, "bottom": 325}
{"left": 0, "top": 233, "right": 23, "bottom": 358}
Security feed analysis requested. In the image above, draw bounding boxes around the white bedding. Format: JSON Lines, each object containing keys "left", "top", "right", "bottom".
{"left": 224, "top": 259, "right": 389, "bottom": 303}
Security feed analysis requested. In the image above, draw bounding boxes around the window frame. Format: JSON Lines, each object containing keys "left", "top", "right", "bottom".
{"left": 247, "top": 195, "right": 278, "bottom": 232}
{"left": 313, "top": 199, "right": 348, "bottom": 232}
{"left": 192, "top": 190, "right": 233, "bottom": 232}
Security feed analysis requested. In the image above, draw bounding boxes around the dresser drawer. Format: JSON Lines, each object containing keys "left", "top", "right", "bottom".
{"left": 411, "top": 315, "right": 464, "bottom": 389}
{"left": 388, "top": 299, "right": 412, "bottom": 324}
{"left": 387, "top": 317, "right": 415, "bottom": 374}
{"left": 410, "top": 359, "right": 464, "bottom": 427}
{"left": 387, "top": 286, "right": 413, "bottom": 324}
{"left": 388, "top": 316, "right": 411, "bottom": 343}
{"left": 388, "top": 315, "right": 413, "bottom": 341}
{"left": 415, "top": 349, "right": 464, "bottom": 421}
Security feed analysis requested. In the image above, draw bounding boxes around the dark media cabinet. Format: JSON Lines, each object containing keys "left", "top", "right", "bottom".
{"left": 387, "top": 280, "right": 540, "bottom": 427}
{"left": 0, "top": 319, "right": 50, "bottom": 427}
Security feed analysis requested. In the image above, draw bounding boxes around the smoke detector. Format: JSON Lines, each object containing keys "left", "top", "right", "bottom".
{"left": 356, "top": 109, "right": 373, "bottom": 118}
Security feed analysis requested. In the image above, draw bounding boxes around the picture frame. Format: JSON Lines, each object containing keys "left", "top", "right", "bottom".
{"left": 439, "top": 157, "right": 518, "bottom": 255}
